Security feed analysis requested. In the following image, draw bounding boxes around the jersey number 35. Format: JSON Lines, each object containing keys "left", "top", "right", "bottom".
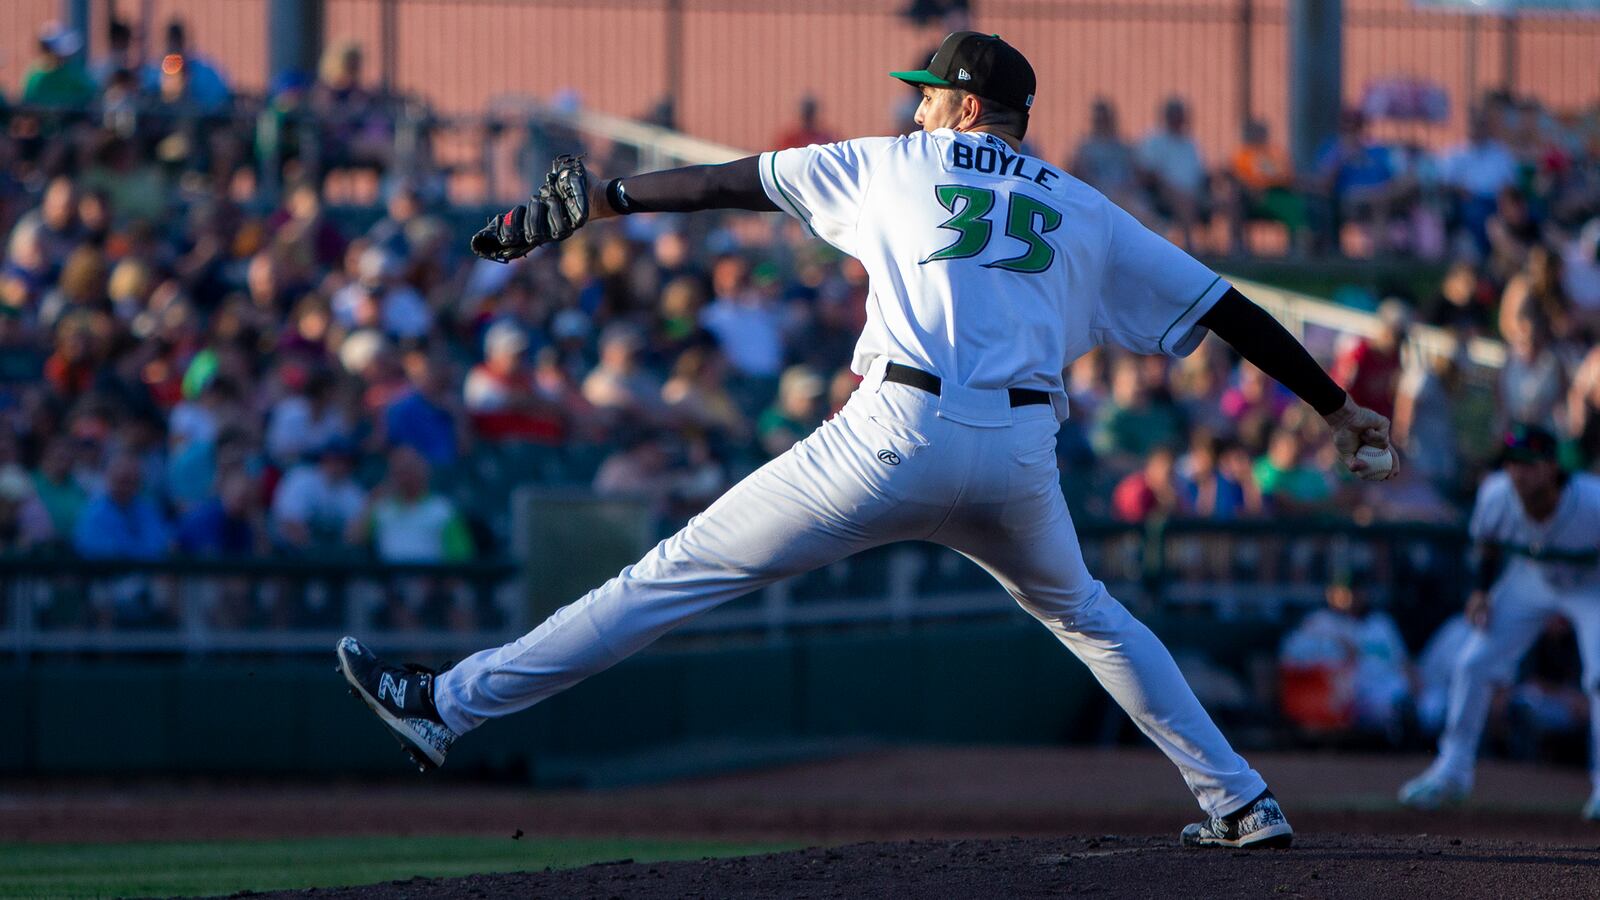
{"left": 920, "top": 185, "right": 1063, "bottom": 275}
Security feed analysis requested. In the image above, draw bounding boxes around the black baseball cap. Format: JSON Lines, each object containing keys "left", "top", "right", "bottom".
{"left": 1501, "top": 423, "right": 1559, "bottom": 464}
{"left": 891, "top": 32, "right": 1036, "bottom": 114}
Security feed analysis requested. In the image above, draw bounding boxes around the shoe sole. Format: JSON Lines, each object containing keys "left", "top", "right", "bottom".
{"left": 1183, "top": 823, "right": 1295, "bottom": 849}
{"left": 336, "top": 642, "right": 445, "bottom": 771}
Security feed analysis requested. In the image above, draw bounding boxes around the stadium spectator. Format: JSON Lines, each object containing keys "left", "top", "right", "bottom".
{"left": 176, "top": 467, "right": 267, "bottom": 557}
{"left": 702, "top": 255, "right": 789, "bottom": 382}
{"left": 1092, "top": 355, "right": 1187, "bottom": 464}
{"left": 1332, "top": 298, "right": 1409, "bottom": 419}
{"left": 1313, "top": 109, "right": 1404, "bottom": 255}
{"left": 265, "top": 368, "right": 353, "bottom": 469}
{"left": 583, "top": 322, "right": 668, "bottom": 427}
{"left": 269, "top": 438, "right": 365, "bottom": 552}
{"left": 0, "top": 465, "right": 54, "bottom": 551}
{"left": 1441, "top": 112, "right": 1519, "bottom": 253}
{"left": 346, "top": 446, "right": 472, "bottom": 564}
{"left": 1137, "top": 96, "right": 1208, "bottom": 248}
{"left": 757, "top": 365, "right": 825, "bottom": 458}
{"left": 10, "top": 176, "right": 83, "bottom": 274}
{"left": 1423, "top": 260, "right": 1494, "bottom": 336}
{"left": 29, "top": 435, "right": 87, "bottom": 541}
{"left": 465, "top": 321, "right": 564, "bottom": 443}
{"left": 773, "top": 96, "right": 837, "bottom": 150}
{"left": 1069, "top": 99, "right": 1147, "bottom": 220}
{"left": 1567, "top": 345, "right": 1600, "bottom": 468}
{"left": 1394, "top": 344, "right": 1465, "bottom": 492}
{"left": 1497, "top": 305, "right": 1567, "bottom": 432}
{"left": 268, "top": 180, "right": 347, "bottom": 274}
{"left": 1279, "top": 577, "right": 1415, "bottom": 740}
{"left": 594, "top": 433, "right": 676, "bottom": 502}
{"left": 144, "top": 18, "right": 231, "bottom": 113}
{"left": 309, "top": 41, "right": 393, "bottom": 184}
{"left": 1559, "top": 218, "right": 1600, "bottom": 322}
{"left": 1225, "top": 119, "right": 1308, "bottom": 254}
{"left": 21, "top": 24, "right": 95, "bottom": 110}
{"left": 661, "top": 345, "right": 751, "bottom": 444}
{"left": 73, "top": 452, "right": 171, "bottom": 559}
{"left": 1177, "top": 434, "right": 1247, "bottom": 520}
{"left": 331, "top": 247, "right": 430, "bottom": 341}
{"left": 1112, "top": 446, "right": 1184, "bottom": 523}
{"left": 1253, "top": 427, "right": 1333, "bottom": 513}
{"left": 382, "top": 352, "right": 467, "bottom": 467}
{"left": 90, "top": 19, "right": 139, "bottom": 88}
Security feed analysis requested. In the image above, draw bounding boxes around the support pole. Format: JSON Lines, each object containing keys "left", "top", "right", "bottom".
{"left": 1288, "top": 0, "right": 1342, "bottom": 176}
{"left": 268, "top": 0, "right": 323, "bottom": 83}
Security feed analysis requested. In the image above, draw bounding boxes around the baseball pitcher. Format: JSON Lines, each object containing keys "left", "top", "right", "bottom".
{"left": 339, "top": 32, "right": 1395, "bottom": 848}
{"left": 1400, "top": 424, "right": 1600, "bottom": 820}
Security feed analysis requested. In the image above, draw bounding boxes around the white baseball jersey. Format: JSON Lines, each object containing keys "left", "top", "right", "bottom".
{"left": 435, "top": 127, "right": 1273, "bottom": 820}
{"left": 1469, "top": 471, "right": 1600, "bottom": 593}
{"left": 1428, "top": 470, "right": 1600, "bottom": 791}
{"left": 758, "top": 129, "right": 1231, "bottom": 403}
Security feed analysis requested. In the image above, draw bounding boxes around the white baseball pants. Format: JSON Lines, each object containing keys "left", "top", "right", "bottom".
{"left": 1433, "top": 569, "right": 1600, "bottom": 789}
{"left": 435, "top": 360, "right": 1268, "bottom": 816}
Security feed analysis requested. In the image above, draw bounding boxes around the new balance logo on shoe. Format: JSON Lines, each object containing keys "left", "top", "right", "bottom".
{"left": 379, "top": 672, "right": 406, "bottom": 707}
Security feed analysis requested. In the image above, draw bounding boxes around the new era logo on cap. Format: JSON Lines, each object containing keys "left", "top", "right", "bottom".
{"left": 957, "top": 68, "right": 971, "bottom": 81}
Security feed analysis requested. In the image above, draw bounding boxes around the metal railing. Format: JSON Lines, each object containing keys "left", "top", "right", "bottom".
{"left": 0, "top": 519, "right": 1470, "bottom": 655}
{"left": 0, "top": 556, "right": 522, "bottom": 656}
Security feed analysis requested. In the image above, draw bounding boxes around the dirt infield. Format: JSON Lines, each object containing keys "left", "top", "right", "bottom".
{"left": 239, "top": 834, "right": 1600, "bottom": 900}
{"left": 6, "top": 747, "right": 1597, "bottom": 845}
{"left": 10, "top": 746, "right": 1600, "bottom": 897}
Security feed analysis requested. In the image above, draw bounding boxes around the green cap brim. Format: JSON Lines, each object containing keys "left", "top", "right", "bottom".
{"left": 890, "top": 69, "right": 953, "bottom": 88}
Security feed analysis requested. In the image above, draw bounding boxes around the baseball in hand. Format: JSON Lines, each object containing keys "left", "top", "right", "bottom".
{"left": 1355, "top": 444, "right": 1395, "bottom": 480}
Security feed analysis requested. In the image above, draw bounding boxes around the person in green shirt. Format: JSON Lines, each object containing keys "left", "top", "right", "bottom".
{"left": 1091, "top": 356, "right": 1188, "bottom": 464}
{"left": 1253, "top": 427, "right": 1333, "bottom": 512}
{"left": 29, "top": 436, "right": 88, "bottom": 545}
{"left": 757, "top": 365, "right": 826, "bottom": 458}
{"left": 21, "top": 25, "right": 97, "bottom": 110}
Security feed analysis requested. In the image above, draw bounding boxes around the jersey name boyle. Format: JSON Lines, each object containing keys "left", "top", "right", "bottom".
{"left": 950, "top": 137, "right": 1059, "bottom": 190}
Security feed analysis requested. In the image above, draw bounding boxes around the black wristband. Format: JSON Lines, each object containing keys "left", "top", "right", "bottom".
{"left": 605, "top": 178, "right": 632, "bottom": 215}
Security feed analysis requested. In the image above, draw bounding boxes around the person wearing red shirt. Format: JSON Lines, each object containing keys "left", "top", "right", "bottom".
{"left": 1332, "top": 299, "right": 1409, "bottom": 419}
{"left": 771, "top": 96, "right": 837, "bottom": 150}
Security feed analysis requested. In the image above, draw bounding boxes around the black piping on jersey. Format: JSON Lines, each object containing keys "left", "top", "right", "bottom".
{"left": 1157, "top": 275, "right": 1221, "bottom": 357}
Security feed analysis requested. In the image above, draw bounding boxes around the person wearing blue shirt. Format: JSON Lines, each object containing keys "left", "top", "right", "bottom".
{"left": 74, "top": 453, "right": 171, "bottom": 560}
{"left": 383, "top": 354, "right": 464, "bottom": 468}
{"left": 176, "top": 469, "right": 263, "bottom": 557}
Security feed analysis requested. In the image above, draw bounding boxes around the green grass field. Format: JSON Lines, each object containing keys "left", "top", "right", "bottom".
{"left": 0, "top": 835, "right": 799, "bottom": 899}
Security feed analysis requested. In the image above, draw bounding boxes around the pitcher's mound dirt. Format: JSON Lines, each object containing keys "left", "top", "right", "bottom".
{"left": 242, "top": 833, "right": 1600, "bottom": 899}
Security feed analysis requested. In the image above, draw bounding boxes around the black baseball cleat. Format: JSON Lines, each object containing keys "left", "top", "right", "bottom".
{"left": 1181, "top": 790, "right": 1293, "bottom": 849}
{"left": 336, "top": 636, "right": 458, "bottom": 772}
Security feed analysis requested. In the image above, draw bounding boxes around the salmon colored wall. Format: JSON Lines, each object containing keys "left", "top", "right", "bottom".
{"left": 4, "top": 1, "right": 1597, "bottom": 168}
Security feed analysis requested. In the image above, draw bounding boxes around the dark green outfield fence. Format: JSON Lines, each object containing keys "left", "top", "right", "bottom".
{"left": 0, "top": 617, "right": 1290, "bottom": 781}
{"left": 0, "top": 516, "right": 1470, "bottom": 777}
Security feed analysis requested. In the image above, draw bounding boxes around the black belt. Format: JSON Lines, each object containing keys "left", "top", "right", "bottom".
{"left": 884, "top": 363, "right": 1050, "bottom": 408}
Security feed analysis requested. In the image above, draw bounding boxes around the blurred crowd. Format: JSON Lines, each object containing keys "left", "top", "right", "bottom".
{"left": 1277, "top": 574, "right": 1590, "bottom": 769}
{"left": 1, "top": 16, "right": 1599, "bottom": 634}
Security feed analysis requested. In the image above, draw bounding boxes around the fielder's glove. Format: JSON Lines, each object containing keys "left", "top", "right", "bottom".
{"left": 470, "top": 155, "right": 589, "bottom": 263}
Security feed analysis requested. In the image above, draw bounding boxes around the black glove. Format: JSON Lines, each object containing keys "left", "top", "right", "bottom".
{"left": 469, "top": 155, "right": 590, "bottom": 263}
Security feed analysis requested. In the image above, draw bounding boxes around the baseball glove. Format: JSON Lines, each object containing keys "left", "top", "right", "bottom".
{"left": 470, "top": 155, "right": 589, "bottom": 263}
